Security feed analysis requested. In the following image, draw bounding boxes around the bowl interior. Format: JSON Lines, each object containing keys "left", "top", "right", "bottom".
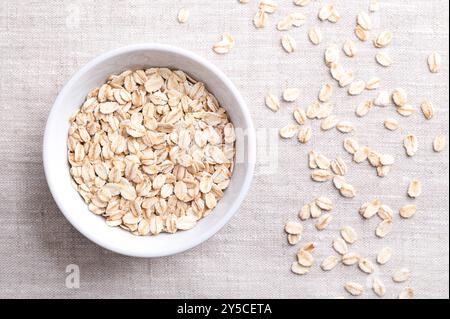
{"left": 44, "top": 45, "right": 255, "bottom": 257}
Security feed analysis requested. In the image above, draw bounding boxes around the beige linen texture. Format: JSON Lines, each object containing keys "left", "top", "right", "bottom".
{"left": 0, "top": 0, "right": 448, "bottom": 298}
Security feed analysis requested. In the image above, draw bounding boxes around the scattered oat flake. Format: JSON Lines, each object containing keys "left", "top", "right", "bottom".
{"left": 318, "top": 4, "right": 333, "bottom": 21}
{"left": 366, "top": 77, "right": 381, "bottom": 90}
{"left": 316, "top": 196, "right": 333, "bottom": 210}
{"left": 433, "top": 134, "right": 446, "bottom": 152}
{"left": 177, "top": 8, "right": 189, "bottom": 23}
{"left": 293, "top": 107, "right": 307, "bottom": 125}
{"left": 343, "top": 39, "right": 357, "bottom": 57}
{"left": 283, "top": 88, "right": 300, "bottom": 102}
{"left": 420, "top": 100, "right": 434, "bottom": 120}
{"left": 333, "top": 238, "right": 349, "bottom": 255}
{"left": 372, "top": 278, "right": 386, "bottom": 297}
{"left": 355, "top": 25, "right": 369, "bottom": 41}
{"left": 378, "top": 205, "right": 394, "bottom": 220}
{"left": 299, "top": 204, "right": 311, "bottom": 220}
{"left": 316, "top": 213, "right": 333, "bottom": 230}
{"left": 343, "top": 138, "right": 360, "bottom": 154}
{"left": 393, "top": 268, "right": 411, "bottom": 283}
{"left": 280, "top": 124, "right": 298, "bottom": 138}
{"left": 297, "top": 248, "right": 314, "bottom": 267}
{"left": 325, "top": 44, "right": 340, "bottom": 66}
{"left": 311, "top": 169, "right": 333, "bottom": 182}
{"left": 336, "top": 121, "right": 354, "bottom": 133}
{"left": 357, "top": 11, "right": 372, "bottom": 31}
{"left": 308, "top": 27, "right": 323, "bottom": 45}
{"left": 321, "top": 256, "right": 340, "bottom": 271}
{"left": 281, "top": 34, "right": 297, "bottom": 53}
{"left": 374, "top": 31, "right": 393, "bottom": 48}
{"left": 408, "top": 179, "right": 422, "bottom": 198}
{"left": 291, "top": 261, "right": 309, "bottom": 275}
{"left": 403, "top": 134, "right": 418, "bottom": 157}
{"left": 374, "top": 90, "right": 390, "bottom": 107}
{"left": 265, "top": 93, "right": 280, "bottom": 112}
{"left": 315, "top": 154, "right": 331, "bottom": 170}
{"left": 277, "top": 15, "right": 294, "bottom": 31}
{"left": 358, "top": 258, "right": 375, "bottom": 274}
{"left": 342, "top": 252, "right": 360, "bottom": 265}
{"left": 284, "top": 221, "right": 303, "bottom": 235}
{"left": 321, "top": 115, "right": 339, "bottom": 130}
{"left": 397, "top": 104, "right": 415, "bottom": 117}
{"left": 384, "top": 118, "right": 399, "bottom": 131}
{"left": 340, "top": 183, "right": 356, "bottom": 198}
{"left": 376, "top": 219, "right": 393, "bottom": 238}
{"left": 356, "top": 99, "right": 374, "bottom": 117}
{"left": 392, "top": 88, "right": 407, "bottom": 106}
{"left": 331, "top": 156, "right": 348, "bottom": 176}
{"left": 376, "top": 52, "right": 393, "bottom": 67}
{"left": 428, "top": 51, "right": 441, "bottom": 73}
{"left": 213, "top": 32, "right": 235, "bottom": 54}
{"left": 398, "top": 287, "right": 414, "bottom": 299}
{"left": 319, "top": 83, "right": 333, "bottom": 102}
{"left": 287, "top": 234, "right": 300, "bottom": 245}
{"left": 377, "top": 247, "right": 393, "bottom": 265}
{"left": 344, "top": 282, "right": 364, "bottom": 296}
{"left": 298, "top": 126, "right": 312, "bottom": 144}
{"left": 399, "top": 204, "right": 417, "bottom": 219}
{"left": 340, "top": 226, "right": 357, "bottom": 244}
{"left": 253, "top": 10, "right": 268, "bottom": 28}
{"left": 348, "top": 80, "right": 366, "bottom": 95}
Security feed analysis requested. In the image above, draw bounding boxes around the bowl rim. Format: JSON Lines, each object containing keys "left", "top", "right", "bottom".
{"left": 42, "top": 43, "right": 256, "bottom": 257}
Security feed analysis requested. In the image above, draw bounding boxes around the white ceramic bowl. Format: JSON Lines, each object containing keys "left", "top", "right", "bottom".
{"left": 43, "top": 44, "right": 256, "bottom": 257}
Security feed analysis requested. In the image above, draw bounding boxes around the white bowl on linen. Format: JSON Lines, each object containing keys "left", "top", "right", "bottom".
{"left": 43, "top": 44, "right": 256, "bottom": 257}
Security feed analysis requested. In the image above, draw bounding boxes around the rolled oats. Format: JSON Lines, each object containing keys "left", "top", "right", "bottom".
{"left": 283, "top": 88, "right": 300, "bottom": 102}
{"left": 281, "top": 34, "right": 297, "bottom": 53}
{"left": 399, "top": 204, "right": 416, "bottom": 219}
{"left": 420, "top": 100, "right": 434, "bottom": 120}
{"left": 372, "top": 278, "right": 386, "bottom": 297}
{"left": 333, "top": 238, "right": 349, "bottom": 255}
{"left": 403, "top": 133, "right": 418, "bottom": 157}
{"left": 298, "top": 126, "right": 312, "bottom": 143}
{"left": 392, "top": 268, "right": 411, "bottom": 283}
{"left": 315, "top": 213, "right": 333, "bottom": 230}
{"left": 213, "top": 32, "right": 235, "bottom": 54}
{"left": 433, "top": 134, "right": 446, "bottom": 152}
{"left": 377, "top": 247, "right": 393, "bottom": 264}
{"left": 343, "top": 39, "right": 357, "bottom": 57}
{"left": 344, "top": 282, "right": 364, "bottom": 296}
{"left": 265, "top": 93, "right": 280, "bottom": 112}
{"left": 384, "top": 118, "right": 400, "bottom": 131}
{"left": 308, "top": 27, "right": 323, "bottom": 45}
{"left": 375, "top": 51, "right": 393, "bottom": 67}
{"left": 348, "top": 80, "right": 366, "bottom": 95}
{"left": 398, "top": 287, "right": 414, "bottom": 299}
{"left": 177, "top": 8, "right": 189, "bottom": 23}
{"left": 358, "top": 258, "right": 375, "bottom": 274}
{"left": 374, "top": 31, "right": 393, "bottom": 48}
{"left": 427, "top": 51, "right": 441, "bottom": 73}
{"left": 68, "top": 68, "right": 235, "bottom": 236}
{"left": 340, "top": 226, "right": 357, "bottom": 244}
{"left": 321, "top": 255, "right": 340, "bottom": 271}
{"left": 342, "top": 252, "right": 360, "bottom": 265}
{"left": 407, "top": 179, "right": 422, "bottom": 198}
